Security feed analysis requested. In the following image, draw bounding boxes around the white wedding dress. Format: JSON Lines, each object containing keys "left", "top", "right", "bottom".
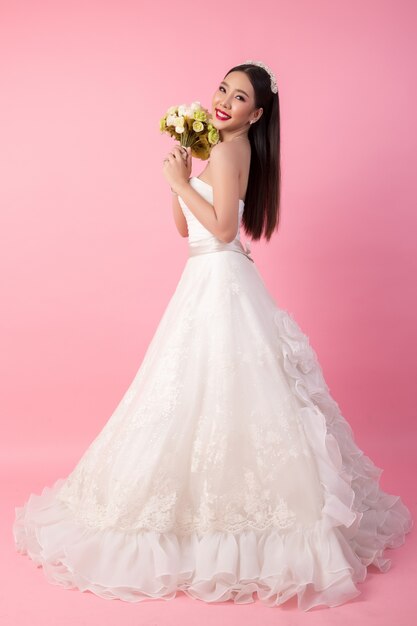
{"left": 13, "top": 176, "right": 413, "bottom": 611}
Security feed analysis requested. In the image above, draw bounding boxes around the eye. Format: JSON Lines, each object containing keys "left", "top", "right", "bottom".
{"left": 219, "top": 86, "right": 245, "bottom": 101}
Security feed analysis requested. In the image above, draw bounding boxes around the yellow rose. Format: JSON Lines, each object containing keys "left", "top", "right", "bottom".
{"left": 194, "top": 110, "right": 207, "bottom": 122}
{"left": 208, "top": 128, "right": 220, "bottom": 144}
{"left": 192, "top": 120, "right": 204, "bottom": 132}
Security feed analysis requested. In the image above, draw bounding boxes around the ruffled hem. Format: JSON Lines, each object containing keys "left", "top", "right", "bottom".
{"left": 12, "top": 307, "right": 413, "bottom": 611}
{"left": 13, "top": 479, "right": 366, "bottom": 611}
{"left": 273, "top": 309, "right": 413, "bottom": 572}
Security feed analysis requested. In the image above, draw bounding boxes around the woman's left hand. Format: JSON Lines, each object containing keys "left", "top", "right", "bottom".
{"left": 162, "top": 145, "right": 190, "bottom": 193}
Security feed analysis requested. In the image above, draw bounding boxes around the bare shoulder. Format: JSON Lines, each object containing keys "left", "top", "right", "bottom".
{"left": 210, "top": 140, "right": 242, "bottom": 159}
{"left": 209, "top": 141, "right": 240, "bottom": 174}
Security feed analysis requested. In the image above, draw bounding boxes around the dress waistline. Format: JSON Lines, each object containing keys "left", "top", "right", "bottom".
{"left": 188, "top": 238, "right": 254, "bottom": 263}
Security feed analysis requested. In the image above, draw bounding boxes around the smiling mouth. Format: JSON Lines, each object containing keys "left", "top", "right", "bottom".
{"left": 215, "top": 108, "right": 231, "bottom": 120}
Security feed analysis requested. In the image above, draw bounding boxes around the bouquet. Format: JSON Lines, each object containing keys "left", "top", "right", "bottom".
{"left": 159, "top": 101, "right": 220, "bottom": 161}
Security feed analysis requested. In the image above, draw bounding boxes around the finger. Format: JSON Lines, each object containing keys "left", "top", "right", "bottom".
{"left": 173, "top": 145, "right": 187, "bottom": 158}
{"left": 171, "top": 148, "right": 187, "bottom": 163}
{"left": 173, "top": 146, "right": 185, "bottom": 159}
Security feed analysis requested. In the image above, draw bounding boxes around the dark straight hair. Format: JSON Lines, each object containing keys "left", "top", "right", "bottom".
{"left": 224, "top": 63, "right": 281, "bottom": 242}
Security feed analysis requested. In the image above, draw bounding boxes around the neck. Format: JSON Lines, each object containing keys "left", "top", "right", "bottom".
{"left": 220, "top": 130, "right": 249, "bottom": 143}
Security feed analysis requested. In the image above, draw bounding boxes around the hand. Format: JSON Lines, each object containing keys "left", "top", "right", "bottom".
{"left": 162, "top": 145, "right": 192, "bottom": 194}
{"left": 184, "top": 146, "right": 192, "bottom": 178}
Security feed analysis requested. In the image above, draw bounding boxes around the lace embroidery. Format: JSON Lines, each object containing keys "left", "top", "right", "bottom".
{"left": 56, "top": 466, "right": 301, "bottom": 535}
{"left": 56, "top": 381, "right": 316, "bottom": 535}
{"left": 55, "top": 248, "right": 323, "bottom": 536}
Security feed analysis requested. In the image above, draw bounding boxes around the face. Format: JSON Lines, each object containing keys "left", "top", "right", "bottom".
{"left": 211, "top": 70, "right": 263, "bottom": 131}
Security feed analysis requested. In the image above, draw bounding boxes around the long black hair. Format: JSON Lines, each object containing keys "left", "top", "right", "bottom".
{"left": 223, "top": 62, "right": 281, "bottom": 242}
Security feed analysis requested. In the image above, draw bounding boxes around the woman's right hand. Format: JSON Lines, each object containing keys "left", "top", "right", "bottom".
{"left": 184, "top": 146, "right": 192, "bottom": 178}
{"left": 173, "top": 144, "right": 192, "bottom": 177}
{"left": 163, "top": 145, "right": 192, "bottom": 192}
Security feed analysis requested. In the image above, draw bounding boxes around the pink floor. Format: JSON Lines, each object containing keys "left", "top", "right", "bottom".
{"left": 3, "top": 442, "right": 416, "bottom": 626}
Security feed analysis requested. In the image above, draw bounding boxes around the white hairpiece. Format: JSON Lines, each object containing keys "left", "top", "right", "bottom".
{"left": 243, "top": 59, "right": 278, "bottom": 94}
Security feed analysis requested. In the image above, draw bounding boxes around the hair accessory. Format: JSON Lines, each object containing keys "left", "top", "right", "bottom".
{"left": 243, "top": 59, "right": 278, "bottom": 94}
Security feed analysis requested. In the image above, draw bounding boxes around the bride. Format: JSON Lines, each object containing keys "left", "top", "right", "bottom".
{"left": 13, "top": 60, "right": 413, "bottom": 611}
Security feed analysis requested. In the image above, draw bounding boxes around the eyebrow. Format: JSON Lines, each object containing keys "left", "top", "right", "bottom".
{"left": 220, "top": 80, "right": 250, "bottom": 98}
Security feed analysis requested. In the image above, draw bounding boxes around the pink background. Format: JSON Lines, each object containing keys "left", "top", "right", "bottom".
{"left": 1, "top": 0, "right": 416, "bottom": 624}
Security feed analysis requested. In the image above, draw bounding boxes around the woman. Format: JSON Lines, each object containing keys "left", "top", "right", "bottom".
{"left": 13, "top": 61, "right": 413, "bottom": 611}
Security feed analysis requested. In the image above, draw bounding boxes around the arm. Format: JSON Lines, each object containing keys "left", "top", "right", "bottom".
{"left": 172, "top": 193, "right": 189, "bottom": 237}
{"left": 174, "top": 143, "right": 241, "bottom": 243}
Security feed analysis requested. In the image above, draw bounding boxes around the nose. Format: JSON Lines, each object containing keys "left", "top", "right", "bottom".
{"left": 221, "top": 95, "right": 232, "bottom": 109}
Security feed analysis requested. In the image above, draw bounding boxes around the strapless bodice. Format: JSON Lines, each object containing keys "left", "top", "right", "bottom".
{"left": 177, "top": 176, "right": 245, "bottom": 244}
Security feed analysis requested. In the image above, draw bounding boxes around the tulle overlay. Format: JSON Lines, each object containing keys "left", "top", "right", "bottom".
{"left": 13, "top": 177, "right": 413, "bottom": 610}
